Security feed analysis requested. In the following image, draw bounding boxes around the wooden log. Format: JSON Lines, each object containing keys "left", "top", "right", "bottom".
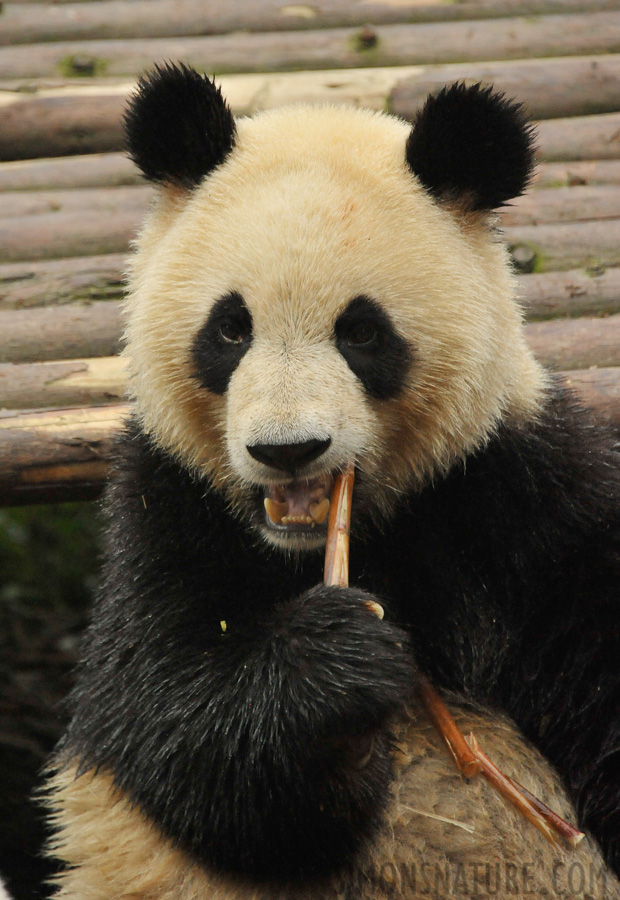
{"left": 500, "top": 185, "right": 620, "bottom": 227}
{"left": 4, "top": 202, "right": 618, "bottom": 269}
{"left": 0, "top": 206, "right": 141, "bottom": 262}
{"left": 534, "top": 160, "right": 620, "bottom": 188}
{"left": 0, "top": 185, "right": 150, "bottom": 218}
{"left": 562, "top": 368, "right": 620, "bottom": 431}
{"left": 389, "top": 55, "right": 620, "bottom": 122}
{"left": 2, "top": 153, "right": 620, "bottom": 196}
{"left": 0, "top": 153, "right": 140, "bottom": 191}
{"left": 0, "top": 356, "right": 128, "bottom": 409}
{"left": 519, "top": 268, "right": 620, "bottom": 320}
{"left": 2, "top": 69, "right": 620, "bottom": 162}
{"left": 5, "top": 179, "right": 617, "bottom": 230}
{"left": 4, "top": 181, "right": 618, "bottom": 231}
{"left": 536, "top": 113, "right": 620, "bottom": 161}
{"left": 4, "top": 312, "right": 618, "bottom": 410}
{"left": 3, "top": 13, "right": 620, "bottom": 80}
{"left": 0, "top": 89, "right": 127, "bottom": 160}
{"left": 0, "top": 304, "right": 122, "bottom": 362}
{"left": 0, "top": 404, "right": 130, "bottom": 505}
{"left": 505, "top": 220, "right": 620, "bottom": 273}
{"left": 2, "top": 366, "right": 619, "bottom": 505}
{"left": 2, "top": 267, "right": 620, "bottom": 364}
{"left": 0, "top": 254, "right": 126, "bottom": 309}
{"left": 3, "top": 0, "right": 619, "bottom": 45}
{"left": 525, "top": 314, "right": 620, "bottom": 370}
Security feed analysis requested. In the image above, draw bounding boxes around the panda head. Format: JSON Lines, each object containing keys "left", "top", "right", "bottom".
{"left": 123, "top": 64, "right": 545, "bottom": 552}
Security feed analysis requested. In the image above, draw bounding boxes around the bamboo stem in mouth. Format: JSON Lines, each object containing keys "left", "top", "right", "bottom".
{"left": 323, "top": 463, "right": 355, "bottom": 588}
{"left": 322, "top": 467, "right": 585, "bottom": 851}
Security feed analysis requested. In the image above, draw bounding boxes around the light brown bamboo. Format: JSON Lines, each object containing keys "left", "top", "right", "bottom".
{"left": 3, "top": 13, "right": 620, "bottom": 80}
{"left": 0, "top": 254, "right": 126, "bottom": 310}
{"left": 3, "top": 0, "right": 617, "bottom": 46}
{"left": 324, "top": 463, "right": 355, "bottom": 588}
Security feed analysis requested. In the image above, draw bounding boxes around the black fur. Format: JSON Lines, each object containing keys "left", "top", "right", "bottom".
{"left": 124, "top": 63, "right": 236, "bottom": 189}
{"left": 192, "top": 291, "right": 253, "bottom": 394}
{"left": 335, "top": 295, "right": 413, "bottom": 400}
{"left": 406, "top": 83, "right": 536, "bottom": 211}
{"left": 59, "top": 384, "right": 620, "bottom": 881}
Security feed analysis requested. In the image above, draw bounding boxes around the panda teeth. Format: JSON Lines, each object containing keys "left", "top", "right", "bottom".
{"left": 264, "top": 497, "right": 287, "bottom": 525}
{"left": 308, "top": 498, "right": 330, "bottom": 524}
{"left": 281, "top": 515, "right": 315, "bottom": 526}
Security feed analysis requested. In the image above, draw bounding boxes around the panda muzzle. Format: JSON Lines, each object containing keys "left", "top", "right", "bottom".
{"left": 263, "top": 475, "right": 333, "bottom": 529}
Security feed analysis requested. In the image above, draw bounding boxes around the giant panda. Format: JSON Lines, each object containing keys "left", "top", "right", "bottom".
{"left": 45, "top": 65, "right": 620, "bottom": 899}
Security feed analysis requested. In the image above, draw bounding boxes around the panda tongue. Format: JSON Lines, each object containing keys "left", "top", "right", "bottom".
{"left": 264, "top": 477, "right": 332, "bottom": 526}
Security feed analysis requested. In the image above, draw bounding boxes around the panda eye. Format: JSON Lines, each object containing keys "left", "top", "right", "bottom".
{"left": 344, "top": 321, "right": 377, "bottom": 347}
{"left": 219, "top": 320, "right": 249, "bottom": 344}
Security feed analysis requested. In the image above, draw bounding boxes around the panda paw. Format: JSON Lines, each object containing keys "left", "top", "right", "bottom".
{"left": 269, "top": 584, "right": 414, "bottom": 740}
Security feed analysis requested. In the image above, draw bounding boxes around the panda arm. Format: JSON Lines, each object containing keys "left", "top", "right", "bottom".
{"left": 60, "top": 424, "right": 413, "bottom": 882}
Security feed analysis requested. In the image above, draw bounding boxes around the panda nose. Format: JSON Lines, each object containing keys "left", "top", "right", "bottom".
{"left": 247, "top": 438, "right": 331, "bottom": 474}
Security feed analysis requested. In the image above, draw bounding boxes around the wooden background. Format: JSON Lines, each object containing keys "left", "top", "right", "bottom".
{"left": 1, "top": 0, "right": 620, "bottom": 505}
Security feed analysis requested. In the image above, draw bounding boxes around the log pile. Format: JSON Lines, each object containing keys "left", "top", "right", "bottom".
{"left": 1, "top": 0, "right": 620, "bottom": 505}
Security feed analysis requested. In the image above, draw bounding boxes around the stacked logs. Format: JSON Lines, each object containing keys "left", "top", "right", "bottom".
{"left": 1, "top": 0, "right": 620, "bottom": 504}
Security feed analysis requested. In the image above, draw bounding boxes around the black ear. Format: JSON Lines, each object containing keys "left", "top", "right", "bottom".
{"left": 124, "top": 63, "right": 236, "bottom": 189}
{"left": 405, "top": 82, "right": 536, "bottom": 211}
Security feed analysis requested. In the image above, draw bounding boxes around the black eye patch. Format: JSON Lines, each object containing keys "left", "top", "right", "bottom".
{"left": 191, "top": 291, "right": 253, "bottom": 395}
{"left": 335, "top": 295, "right": 413, "bottom": 400}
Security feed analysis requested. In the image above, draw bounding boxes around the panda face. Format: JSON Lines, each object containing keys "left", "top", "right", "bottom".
{"left": 124, "top": 104, "right": 545, "bottom": 551}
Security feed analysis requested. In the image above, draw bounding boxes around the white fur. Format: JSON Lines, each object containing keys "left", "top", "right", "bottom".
{"left": 124, "top": 104, "right": 546, "bottom": 545}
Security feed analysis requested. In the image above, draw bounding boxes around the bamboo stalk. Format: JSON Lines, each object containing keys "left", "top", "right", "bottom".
{"left": 417, "top": 678, "right": 481, "bottom": 778}
{"left": 3, "top": 0, "right": 617, "bottom": 46}
{"left": 3, "top": 13, "right": 620, "bottom": 81}
{"left": 323, "top": 463, "right": 355, "bottom": 588}
{"left": 322, "top": 434, "right": 584, "bottom": 850}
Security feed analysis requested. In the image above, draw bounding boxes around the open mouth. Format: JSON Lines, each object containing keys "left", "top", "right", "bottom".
{"left": 263, "top": 473, "right": 334, "bottom": 534}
